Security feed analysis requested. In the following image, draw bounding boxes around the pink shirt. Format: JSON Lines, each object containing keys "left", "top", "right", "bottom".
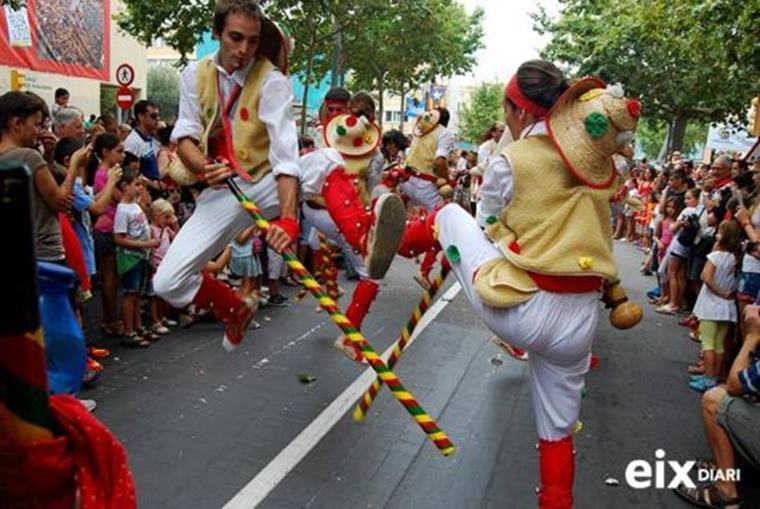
{"left": 150, "top": 224, "right": 174, "bottom": 268}
{"left": 93, "top": 167, "right": 117, "bottom": 233}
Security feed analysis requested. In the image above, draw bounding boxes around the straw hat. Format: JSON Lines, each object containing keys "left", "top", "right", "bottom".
{"left": 323, "top": 113, "right": 381, "bottom": 161}
{"left": 258, "top": 16, "right": 290, "bottom": 74}
{"left": 414, "top": 110, "right": 441, "bottom": 137}
{"left": 546, "top": 78, "right": 641, "bottom": 189}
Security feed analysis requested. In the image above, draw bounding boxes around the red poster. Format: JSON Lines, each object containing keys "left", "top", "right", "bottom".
{"left": 0, "top": 0, "right": 111, "bottom": 81}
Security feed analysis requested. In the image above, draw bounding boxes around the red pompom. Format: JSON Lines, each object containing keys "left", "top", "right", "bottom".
{"left": 352, "top": 137, "right": 363, "bottom": 148}
{"left": 345, "top": 115, "right": 358, "bottom": 127}
{"left": 626, "top": 99, "right": 641, "bottom": 119}
{"left": 240, "top": 107, "right": 250, "bottom": 121}
{"left": 509, "top": 241, "right": 521, "bottom": 254}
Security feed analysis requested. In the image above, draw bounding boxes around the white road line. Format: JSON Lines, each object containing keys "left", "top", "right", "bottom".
{"left": 223, "top": 282, "right": 462, "bottom": 509}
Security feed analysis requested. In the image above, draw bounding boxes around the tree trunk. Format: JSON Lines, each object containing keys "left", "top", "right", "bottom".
{"left": 668, "top": 114, "right": 688, "bottom": 154}
{"left": 377, "top": 78, "right": 385, "bottom": 130}
{"left": 300, "top": 29, "right": 317, "bottom": 136}
{"left": 398, "top": 85, "right": 406, "bottom": 131}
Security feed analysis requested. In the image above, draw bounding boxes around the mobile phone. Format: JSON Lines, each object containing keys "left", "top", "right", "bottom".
{"left": 0, "top": 162, "right": 40, "bottom": 335}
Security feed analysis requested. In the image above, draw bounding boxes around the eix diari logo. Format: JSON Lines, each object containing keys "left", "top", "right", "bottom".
{"left": 625, "top": 449, "right": 740, "bottom": 489}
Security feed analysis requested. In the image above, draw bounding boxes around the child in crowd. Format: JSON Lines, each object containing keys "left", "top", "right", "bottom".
{"left": 113, "top": 171, "right": 160, "bottom": 347}
{"left": 652, "top": 196, "right": 682, "bottom": 305}
{"left": 689, "top": 220, "right": 741, "bottom": 392}
{"left": 658, "top": 188, "right": 703, "bottom": 314}
{"left": 90, "top": 134, "right": 126, "bottom": 336}
{"left": 229, "top": 225, "right": 264, "bottom": 329}
{"left": 149, "top": 199, "right": 179, "bottom": 333}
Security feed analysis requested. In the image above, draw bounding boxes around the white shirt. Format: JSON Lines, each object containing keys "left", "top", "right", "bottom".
{"left": 436, "top": 126, "right": 456, "bottom": 159}
{"left": 172, "top": 51, "right": 299, "bottom": 178}
{"left": 476, "top": 122, "right": 546, "bottom": 226}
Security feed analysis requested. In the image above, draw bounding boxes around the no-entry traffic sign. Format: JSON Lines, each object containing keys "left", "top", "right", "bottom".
{"left": 116, "top": 85, "right": 134, "bottom": 110}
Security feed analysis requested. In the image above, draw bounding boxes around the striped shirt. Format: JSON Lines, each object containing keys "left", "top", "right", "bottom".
{"left": 738, "top": 350, "right": 760, "bottom": 395}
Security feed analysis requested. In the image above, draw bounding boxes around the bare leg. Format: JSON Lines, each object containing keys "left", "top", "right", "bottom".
{"left": 702, "top": 387, "right": 739, "bottom": 499}
{"left": 100, "top": 253, "right": 119, "bottom": 327}
{"left": 122, "top": 294, "right": 137, "bottom": 335}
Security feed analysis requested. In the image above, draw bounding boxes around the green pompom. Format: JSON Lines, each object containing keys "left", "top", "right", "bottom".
{"left": 336, "top": 125, "right": 347, "bottom": 136}
{"left": 485, "top": 215, "right": 497, "bottom": 225}
{"left": 446, "top": 245, "right": 461, "bottom": 264}
{"left": 205, "top": 108, "right": 214, "bottom": 119}
{"left": 584, "top": 112, "right": 609, "bottom": 138}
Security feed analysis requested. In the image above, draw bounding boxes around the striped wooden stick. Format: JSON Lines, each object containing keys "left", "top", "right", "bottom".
{"left": 353, "top": 263, "right": 450, "bottom": 422}
{"left": 318, "top": 233, "right": 341, "bottom": 301}
{"left": 226, "top": 179, "right": 455, "bottom": 456}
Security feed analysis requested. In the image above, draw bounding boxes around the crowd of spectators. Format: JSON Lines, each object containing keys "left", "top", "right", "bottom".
{"left": 0, "top": 88, "right": 299, "bottom": 412}
{"left": 35, "top": 0, "right": 105, "bottom": 68}
{"left": 610, "top": 151, "right": 760, "bottom": 507}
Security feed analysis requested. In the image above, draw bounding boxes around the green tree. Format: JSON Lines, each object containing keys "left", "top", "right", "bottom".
{"left": 147, "top": 66, "right": 180, "bottom": 123}
{"left": 458, "top": 82, "right": 504, "bottom": 143}
{"left": 345, "top": 0, "right": 484, "bottom": 128}
{"left": 533, "top": 0, "right": 759, "bottom": 153}
{"left": 635, "top": 120, "right": 709, "bottom": 160}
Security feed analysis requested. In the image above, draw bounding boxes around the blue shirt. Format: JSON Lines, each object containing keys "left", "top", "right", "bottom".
{"left": 124, "top": 128, "right": 161, "bottom": 180}
{"left": 738, "top": 349, "right": 760, "bottom": 395}
{"left": 72, "top": 179, "right": 96, "bottom": 275}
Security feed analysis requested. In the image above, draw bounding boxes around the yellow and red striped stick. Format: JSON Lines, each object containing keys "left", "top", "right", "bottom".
{"left": 294, "top": 235, "right": 339, "bottom": 303}
{"left": 353, "top": 263, "right": 450, "bottom": 422}
{"left": 226, "top": 179, "right": 455, "bottom": 456}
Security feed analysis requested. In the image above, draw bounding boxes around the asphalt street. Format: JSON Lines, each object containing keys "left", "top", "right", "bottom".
{"left": 85, "top": 242, "right": 727, "bottom": 508}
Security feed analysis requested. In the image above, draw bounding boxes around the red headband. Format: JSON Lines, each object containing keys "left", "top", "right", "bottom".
{"left": 505, "top": 75, "right": 549, "bottom": 119}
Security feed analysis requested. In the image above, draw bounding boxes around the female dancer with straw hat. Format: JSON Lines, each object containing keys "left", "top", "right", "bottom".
{"left": 382, "top": 60, "right": 644, "bottom": 508}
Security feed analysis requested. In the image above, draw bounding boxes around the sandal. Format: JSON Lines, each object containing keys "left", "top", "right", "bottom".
{"left": 122, "top": 332, "right": 150, "bottom": 348}
{"left": 139, "top": 327, "right": 161, "bottom": 341}
{"left": 100, "top": 322, "right": 123, "bottom": 337}
{"left": 674, "top": 481, "right": 741, "bottom": 508}
{"left": 656, "top": 304, "right": 678, "bottom": 315}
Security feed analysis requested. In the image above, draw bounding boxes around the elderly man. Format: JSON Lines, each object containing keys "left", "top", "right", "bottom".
{"left": 706, "top": 155, "right": 734, "bottom": 218}
{"left": 53, "top": 106, "right": 85, "bottom": 143}
{"left": 676, "top": 305, "right": 760, "bottom": 508}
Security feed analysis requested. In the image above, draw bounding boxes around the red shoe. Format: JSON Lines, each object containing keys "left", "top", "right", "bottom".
{"left": 87, "top": 357, "right": 104, "bottom": 373}
{"left": 491, "top": 336, "right": 529, "bottom": 361}
{"left": 193, "top": 273, "right": 259, "bottom": 351}
{"left": 334, "top": 335, "right": 368, "bottom": 365}
{"left": 679, "top": 315, "right": 698, "bottom": 328}
{"left": 222, "top": 295, "right": 258, "bottom": 351}
{"left": 87, "top": 346, "right": 111, "bottom": 359}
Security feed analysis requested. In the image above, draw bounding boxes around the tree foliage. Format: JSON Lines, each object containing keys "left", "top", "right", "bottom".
{"left": 533, "top": 0, "right": 759, "bottom": 152}
{"left": 147, "top": 66, "right": 181, "bottom": 123}
{"left": 118, "top": 0, "right": 484, "bottom": 128}
{"left": 344, "top": 0, "right": 484, "bottom": 126}
{"left": 458, "top": 82, "right": 504, "bottom": 144}
{"left": 635, "top": 119, "right": 708, "bottom": 161}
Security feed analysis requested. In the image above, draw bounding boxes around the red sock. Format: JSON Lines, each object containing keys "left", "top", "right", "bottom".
{"left": 538, "top": 435, "right": 574, "bottom": 509}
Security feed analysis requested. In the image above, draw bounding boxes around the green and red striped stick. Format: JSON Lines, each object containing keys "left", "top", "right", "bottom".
{"left": 353, "top": 263, "right": 450, "bottom": 422}
{"left": 226, "top": 179, "right": 455, "bottom": 456}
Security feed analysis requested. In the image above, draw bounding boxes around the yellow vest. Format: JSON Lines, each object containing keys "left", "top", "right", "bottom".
{"left": 474, "top": 135, "right": 619, "bottom": 308}
{"left": 196, "top": 57, "right": 274, "bottom": 183}
{"left": 406, "top": 125, "right": 443, "bottom": 176}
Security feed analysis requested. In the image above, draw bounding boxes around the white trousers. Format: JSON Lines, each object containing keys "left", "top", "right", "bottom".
{"left": 302, "top": 203, "right": 368, "bottom": 279}
{"left": 154, "top": 173, "right": 281, "bottom": 308}
{"left": 400, "top": 176, "right": 444, "bottom": 211}
{"left": 266, "top": 247, "right": 285, "bottom": 281}
{"left": 436, "top": 204, "right": 598, "bottom": 440}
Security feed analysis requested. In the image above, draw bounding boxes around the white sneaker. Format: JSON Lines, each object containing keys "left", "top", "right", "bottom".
{"left": 78, "top": 398, "right": 97, "bottom": 412}
{"left": 152, "top": 323, "right": 171, "bottom": 335}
